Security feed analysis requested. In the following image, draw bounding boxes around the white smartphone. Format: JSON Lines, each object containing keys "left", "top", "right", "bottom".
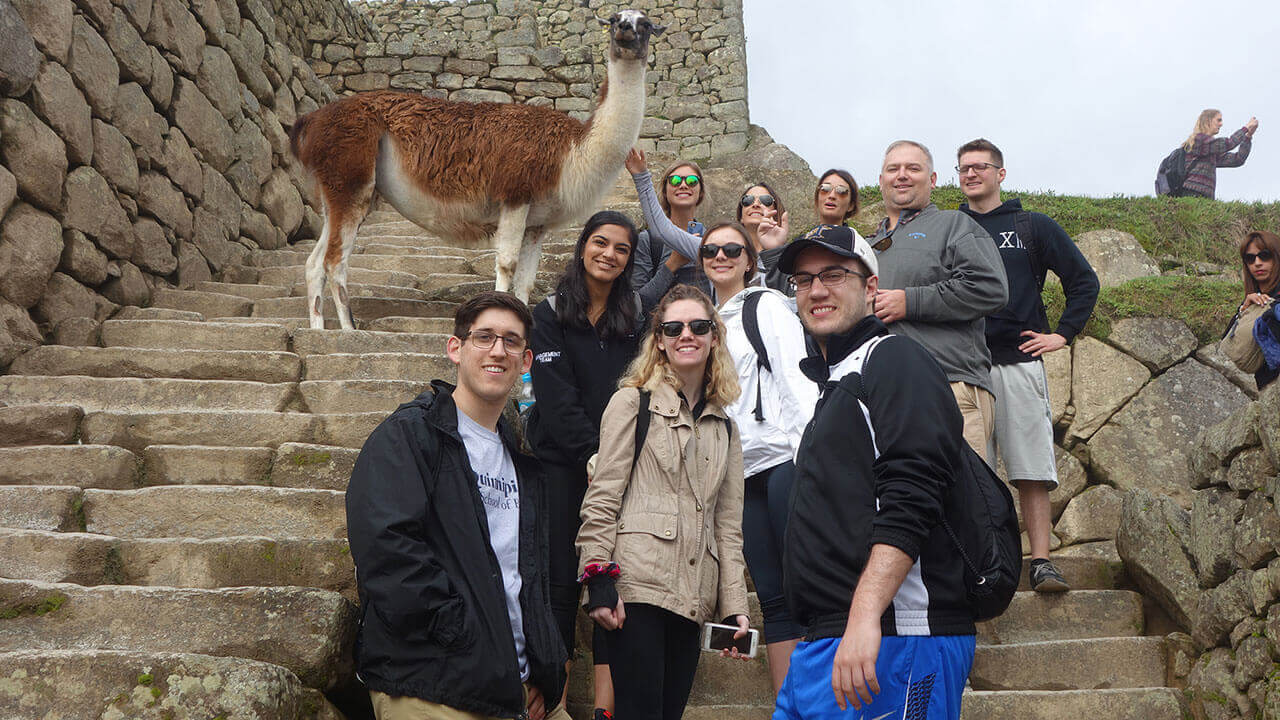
{"left": 700, "top": 622, "right": 759, "bottom": 658}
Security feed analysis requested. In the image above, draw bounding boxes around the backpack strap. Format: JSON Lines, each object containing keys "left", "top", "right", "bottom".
{"left": 631, "top": 389, "right": 651, "bottom": 474}
{"left": 741, "top": 291, "right": 771, "bottom": 422}
{"left": 1014, "top": 210, "right": 1052, "bottom": 333}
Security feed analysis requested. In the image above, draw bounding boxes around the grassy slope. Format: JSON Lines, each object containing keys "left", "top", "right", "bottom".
{"left": 851, "top": 186, "right": 1276, "bottom": 345}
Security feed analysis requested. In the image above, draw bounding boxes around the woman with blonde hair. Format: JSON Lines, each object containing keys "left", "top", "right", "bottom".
{"left": 1177, "top": 108, "right": 1258, "bottom": 199}
{"left": 577, "top": 284, "right": 752, "bottom": 720}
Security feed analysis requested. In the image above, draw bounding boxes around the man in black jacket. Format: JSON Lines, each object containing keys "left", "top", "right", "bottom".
{"left": 772, "top": 226, "right": 975, "bottom": 720}
{"left": 956, "top": 138, "right": 1100, "bottom": 593}
{"left": 346, "top": 291, "right": 569, "bottom": 720}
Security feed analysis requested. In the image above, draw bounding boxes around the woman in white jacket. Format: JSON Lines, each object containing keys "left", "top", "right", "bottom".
{"left": 697, "top": 221, "right": 818, "bottom": 692}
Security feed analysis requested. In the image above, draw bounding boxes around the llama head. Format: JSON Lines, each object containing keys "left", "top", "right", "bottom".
{"left": 598, "top": 9, "right": 666, "bottom": 62}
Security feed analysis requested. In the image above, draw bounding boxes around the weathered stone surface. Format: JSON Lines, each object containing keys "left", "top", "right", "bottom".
{"left": 1106, "top": 317, "right": 1198, "bottom": 372}
{"left": 100, "top": 318, "right": 289, "bottom": 351}
{"left": 1227, "top": 446, "right": 1276, "bottom": 492}
{"left": 51, "top": 315, "right": 100, "bottom": 346}
{"left": 0, "top": 404, "right": 82, "bottom": 446}
{"left": 0, "top": 649, "right": 329, "bottom": 720}
{"left": 0, "top": 579, "right": 355, "bottom": 690}
{"left": 111, "top": 83, "right": 165, "bottom": 162}
{"left": 0, "top": 374, "right": 295, "bottom": 413}
{"left": 300, "top": 379, "right": 433, "bottom": 414}
{"left": 11, "top": 0, "right": 73, "bottom": 64}
{"left": 269, "top": 443, "right": 358, "bottom": 491}
{"left": 260, "top": 169, "right": 304, "bottom": 237}
{"left": 82, "top": 410, "right": 315, "bottom": 452}
{"left": 970, "top": 636, "right": 1166, "bottom": 691}
{"left": 1090, "top": 360, "right": 1250, "bottom": 506}
{"left": 0, "top": 203, "right": 64, "bottom": 308}
{"left": 961, "top": 688, "right": 1184, "bottom": 719}
{"left": 90, "top": 120, "right": 138, "bottom": 197}
{"left": 302, "top": 352, "right": 453, "bottom": 384}
{"left": 106, "top": 6, "right": 150, "bottom": 84}
{"left": 127, "top": 217, "right": 172, "bottom": 275}
{"left": 68, "top": 15, "right": 118, "bottom": 121}
{"left": 13, "top": 345, "right": 300, "bottom": 383}
{"left": 137, "top": 172, "right": 192, "bottom": 240}
{"left": 197, "top": 44, "right": 240, "bottom": 120}
{"left": 1234, "top": 492, "right": 1280, "bottom": 570}
{"left": 201, "top": 164, "right": 241, "bottom": 235}
{"left": 1054, "top": 485, "right": 1124, "bottom": 546}
{"left": 0, "top": 167, "right": 14, "bottom": 220}
{"left": 1117, "top": 489, "right": 1199, "bottom": 630}
{"left": 0, "top": 99, "right": 68, "bottom": 213}
{"left": 977, "top": 590, "right": 1144, "bottom": 645}
{"left": 1047, "top": 446, "right": 1088, "bottom": 520}
{"left": 141, "top": 444, "right": 272, "bottom": 486}
{"left": 0, "top": 301, "right": 41, "bottom": 369}
{"left": 100, "top": 260, "right": 151, "bottom": 306}
{"left": 63, "top": 167, "right": 133, "bottom": 259}
{"left": 32, "top": 61, "right": 93, "bottom": 166}
{"left": 145, "top": 46, "right": 172, "bottom": 108}
{"left": 83, "top": 486, "right": 346, "bottom": 540}
{"left": 158, "top": 130, "right": 203, "bottom": 200}
{"left": 0, "top": 1, "right": 39, "bottom": 97}
{"left": 1073, "top": 230, "right": 1160, "bottom": 287}
{"left": 59, "top": 229, "right": 108, "bottom": 287}
{"left": 1195, "top": 569, "right": 1254, "bottom": 649}
{"left": 1190, "top": 488, "right": 1246, "bottom": 588}
{"left": 1187, "top": 647, "right": 1251, "bottom": 719}
{"left": 0, "top": 444, "right": 138, "bottom": 488}
{"left": 0, "top": 485, "right": 81, "bottom": 531}
{"left": 150, "top": 287, "right": 250, "bottom": 317}
{"left": 1196, "top": 342, "right": 1261, "bottom": 399}
{"left": 1065, "top": 337, "right": 1150, "bottom": 442}
{"left": 1191, "top": 402, "right": 1260, "bottom": 482}
{"left": 33, "top": 272, "right": 116, "bottom": 326}
{"left": 144, "top": 0, "right": 205, "bottom": 75}
{"left": 170, "top": 78, "right": 234, "bottom": 172}
{"left": 1260, "top": 383, "right": 1280, "bottom": 472}
{"left": 190, "top": 208, "right": 231, "bottom": 271}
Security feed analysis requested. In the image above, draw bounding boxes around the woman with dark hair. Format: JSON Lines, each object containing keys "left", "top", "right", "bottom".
{"left": 526, "top": 210, "right": 647, "bottom": 719}
{"left": 1229, "top": 230, "right": 1280, "bottom": 389}
{"left": 625, "top": 149, "right": 711, "bottom": 301}
{"left": 735, "top": 180, "right": 793, "bottom": 294}
{"left": 813, "top": 168, "right": 859, "bottom": 226}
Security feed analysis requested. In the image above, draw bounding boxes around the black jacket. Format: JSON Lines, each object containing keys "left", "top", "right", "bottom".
{"left": 526, "top": 298, "right": 642, "bottom": 467}
{"left": 784, "top": 316, "right": 975, "bottom": 639}
{"left": 345, "top": 381, "right": 566, "bottom": 717}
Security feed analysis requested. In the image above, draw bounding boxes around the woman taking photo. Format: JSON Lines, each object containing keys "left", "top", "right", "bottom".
{"left": 1230, "top": 230, "right": 1280, "bottom": 389}
{"left": 577, "top": 284, "right": 751, "bottom": 720}
{"left": 698, "top": 221, "right": 817, "bottom": 692}
{"left": 1177, "top": 109, "right": 1258, "bottom": 199}
{"left": 626, "top": 149, "right": 711, "bottom": 301}
{"left": 527, "top": 210, "right": 646, "bottom": 720}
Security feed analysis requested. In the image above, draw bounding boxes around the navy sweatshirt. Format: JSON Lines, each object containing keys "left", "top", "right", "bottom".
{"left": 959, "top": 200, "right": 1100, "bottom": 365}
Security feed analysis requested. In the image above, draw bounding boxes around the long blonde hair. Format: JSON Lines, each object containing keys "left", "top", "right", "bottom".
{"left": 1183, "top": 108, "right": 1221, "bottom": 151}
{"left": 620, "top": 285, "right": 741, "bottom": 408}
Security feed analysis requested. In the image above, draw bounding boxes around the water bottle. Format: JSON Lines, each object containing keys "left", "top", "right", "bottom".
{"left": 517, "top": 372, "right": 535, "bottom": 415}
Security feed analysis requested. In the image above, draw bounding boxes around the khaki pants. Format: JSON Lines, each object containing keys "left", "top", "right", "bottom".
{"left": 370, "top": 685, "right": 573, "bottom": 720}
{"left": 950, "top": 381, "right": 995, "bottom": 463}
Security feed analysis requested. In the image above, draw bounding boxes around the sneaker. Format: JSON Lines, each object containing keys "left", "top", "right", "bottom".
{"left": 1030, "top": 560, "right": 1069, "bottom": 593}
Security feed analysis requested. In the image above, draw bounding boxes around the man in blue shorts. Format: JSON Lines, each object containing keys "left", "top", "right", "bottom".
{"left": 773, "top": 225, "right": 977, "bottom": 719}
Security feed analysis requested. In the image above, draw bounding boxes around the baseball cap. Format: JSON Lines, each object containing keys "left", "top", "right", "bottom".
{"left": 777, "top": 224, "right": 878, "bottom": 276}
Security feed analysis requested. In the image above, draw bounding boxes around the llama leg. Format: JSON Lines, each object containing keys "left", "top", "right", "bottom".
{"left": 325, "top": 196, "right": 369, "bottom": 331}
{"left": 493, "top": 204, "right": 530, "bottom": 293}
{"left": 304, "top": 224, "right": 330, "bottom": 330}
{"left": 511, "top": 226, "right": 544, "bottom": 302}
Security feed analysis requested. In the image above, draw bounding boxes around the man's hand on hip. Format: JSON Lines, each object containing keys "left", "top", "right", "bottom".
{"left": 1018, "top": 330, "right": 1066, "bottom": 357}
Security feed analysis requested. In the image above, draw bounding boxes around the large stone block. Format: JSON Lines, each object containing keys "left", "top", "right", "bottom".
{"left": 197, "top": 45, "right": 240, "bottom": 120}
{"left": 1043, "top": 345, "right": 1071, "bottom": 424}
{"left": 106, "top": 6, "right": 150, "bottom": 84}
{"left": 1234, "top": 492, "right": 1280, "bottom": 570}
{"left": 1065, "top": 336, "right": 1150, "bottom": 443}
{"left": 129, "top": 217, "right": 176, "bottom": 275}
{"left": 146, "top": 46, "right": 173, "bottom": 109}
{"left": 59, "top": 229, "right": 108, "bottom": 287}
{"left": 0, "top": 203, "right": 64, "bottom": 308}
{"left": 111, "top": 83, "right": 166, "bottom": 163}
{"left": 144, "top": 0, "right": 205, "bottom": 75}
{"left": 1054, "top": 485, "right": 1124, "bottom": 546}
{"left": 1190, "top": 488, "right": 1246, "bottom": 588}
{"left": 63, "top": 167, "right": 134, "bottom": 260}
{"left": 0, "top": 100, "right": 68, "bottom": 213}
{"left": 1194, "top": 569, "right": 1254, "bottom": 649}
{"left": 1190, "top": 401, "right": 1260, "bottom": 482}
{"left": 68, "top": 15, "right": 119, "bottom": 121}
{"left": 33, "top": 272, "right": 116, "bottom": 326}
{"left": 32, "top": 61, "right": 93, "bottom": 167}
{"left": 1117, "top": 489, "right": 1199, "bottom": 631}
{"left": 1073, "top": 229, "right": 1160, "bottom": 287}
{"left": 259, "top": 169, "right": 303, "bottom": 237}
{"left": 1260, "top": 382, "right": 1280, "bottom": 472}
{"left": 0, "top": 302, "right": 41, "bottom": 370}
{"left": 1090, "top": 359, "right": 1250, "bottom": 506}
{"left": 0, "top": 1, "right": 39, "bottom": 97}
{"left": 90, "top": 120, "right": 139, "bottom": 196}
{"left": 170, "top": 78, "right": 234, "bottom": 173}
{"left": 137, "top": 172, "right": 192, "bottom": 240}
{"left": 11, "top": 0, "right": 73, "bottom": 64}
{"left": 1106, "top": 317, "right": 1198, "bottom": 372}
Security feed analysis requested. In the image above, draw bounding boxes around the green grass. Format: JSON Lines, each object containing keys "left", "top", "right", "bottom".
{"left": 1043, "top": 277, "right": 1241, "bottom": 345}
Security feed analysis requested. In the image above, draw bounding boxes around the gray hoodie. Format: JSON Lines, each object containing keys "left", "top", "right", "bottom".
{"left": 870, "top": 204, "right": 1008, "bottom": 393}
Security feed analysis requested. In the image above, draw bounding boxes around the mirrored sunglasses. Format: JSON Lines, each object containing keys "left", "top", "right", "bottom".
{"left": 819, "top": 183, "right": 851, "bottom": 196}
{"left": 667, "top": 174, "right": 700, "bottom": 187}
{"left": 741, "top": 194, "right": 775, "bottom": 207}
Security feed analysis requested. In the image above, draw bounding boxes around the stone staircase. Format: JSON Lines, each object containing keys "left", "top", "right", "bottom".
{"left": 0, "top": 172, "right": 1182, "bottom": 718}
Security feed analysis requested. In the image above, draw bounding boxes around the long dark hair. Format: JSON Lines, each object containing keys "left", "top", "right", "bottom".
{"left": 553, "top": 210, "right": 639, "bottom": 339}
{"left": 1241, "top": 230, "right": 1280, "bottom": 295}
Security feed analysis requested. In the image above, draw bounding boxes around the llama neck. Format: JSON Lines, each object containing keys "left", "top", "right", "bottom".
{"left": 559, "top": 56, "right": 648, "bottom": 201}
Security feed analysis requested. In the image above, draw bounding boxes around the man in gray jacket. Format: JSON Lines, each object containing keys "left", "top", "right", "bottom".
{"left": 869, "top": 140, "right": 1008, "bottom": 459}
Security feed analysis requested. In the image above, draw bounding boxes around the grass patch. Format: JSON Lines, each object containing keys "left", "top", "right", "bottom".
{"left": 0, "top": 593, "right": 68, "bottom": 620}
{"left": 289, "top": 451, "right": 332, "bottom": 467}
{"left": 1042, "top": 276, "right": 1241, "bottom": 345}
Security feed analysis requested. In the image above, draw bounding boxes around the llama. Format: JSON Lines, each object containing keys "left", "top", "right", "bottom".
{"left": 288, "top": 10, "right": 664, "bottom": 329}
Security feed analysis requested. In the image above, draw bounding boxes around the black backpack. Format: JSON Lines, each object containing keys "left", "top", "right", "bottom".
{"left": 631, "top": 389, "right": 732, "bottom": 473}
{"left": 846, "top": 337, "right": 1021, "bottom": 622}
{"left": 1155, "top": 147, "right": 1189, "bottom": 195}
{"left": 740, "top": 291, "right": 771, "bottom": 422}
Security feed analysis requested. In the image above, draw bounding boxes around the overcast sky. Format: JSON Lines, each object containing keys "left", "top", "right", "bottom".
{"left": 741, "top": 0, "right": 1276, "bottom": 202}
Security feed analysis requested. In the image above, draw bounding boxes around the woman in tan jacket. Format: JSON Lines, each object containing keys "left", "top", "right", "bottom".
{"left": 576, "top": 284, "right": 752, "bottom": 720}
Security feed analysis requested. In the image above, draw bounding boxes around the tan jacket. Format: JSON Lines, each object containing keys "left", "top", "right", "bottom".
{"left": 577, "top": 384, "right": 749, "bottom": 625}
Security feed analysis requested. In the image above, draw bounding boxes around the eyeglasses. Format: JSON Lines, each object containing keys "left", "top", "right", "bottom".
{"left": 818, "top": 183, "right": 851, "bottom": 196}
{"left": 658, "top": 319, "right": 714, "bottom": 337}
{"left": 740, "top": 194, "right": 775, "bottom": 207}
{"left": 955, "top": 162, "right": 1001, "bottom": 175}
{"left": 667, "top": 174, "right": 700, "bottom": 188}
{"left": 699, "top": 243, "right": 746, "bottom": 259}
{"left": 789, "top": 267, "right": 867, "bottom": 292}
{"left": 462, "top": 330, "right": 527, "bottom": 355}
{"left": 1244, "top": 250, "right": 1274, "bottom": 264}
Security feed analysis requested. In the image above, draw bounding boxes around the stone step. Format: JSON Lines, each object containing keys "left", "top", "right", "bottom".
{"left": 970, "top": 637, "right": 1167, "bottom": 690}
{"left": 112, "top": 306, "right": 205, "bottom": 322}
{"left": 420, "top": 272, "right": 488, "bottom": 291}
{"left": 0, "top": 578, "right": 354, "bottom": 690}
{"left": 81, "top": 486, "right": 347, "bottom": 540}
{"left": 356, "top": 219, "right": 431, "bottom": 237}
{"left": 218, "top": 315, "right": 330, "bottom": 330}
{"left": 960, "top": 688, "right": 1184, "bottom": 719}
{"left": 0, "top": 375, "right": 297, "bottom": 413}
{"left": 101, "top": 319, "right": 291, "bottom": 352}
{"left": 303, "top": 352, "right": 454, "bottom": 382}
{"left": 288, "top": 281, "right": 431, "bottom": 301}
{"left": 292, "top": 328, "right": 450, "bottom": 356}
{"left": 10, "top": 346, "right": 302, "bottom": 383}
{"left": 1016, "top": 555, "right": 1126, "bottom": 591}
{"left": 678, "top": 706, "right": 770, "bottom": 720}
{"left": 149, "top": 288, "right": 254, "bottom": 318}
{"left": 0, "top": 404, "right": 83, "bottom": 447}
{"left": 0, "top": 445, "right": 139, "bottom": 489}
{"left": 256, "top": 264, "right": 420, "bottom": 288}
{"left": 300, "top": 379, "right": 434, "bottom": 413}
{"left": 80, "top": 410, "right": 383, "bottom": 452}
{"left": 428, "top": 276, "right": 555, "bottom": 303}
{"left": 977, "top": 590, "right": 1145, "bottom": 645}
{"left": 0, "top": 528, "right": 356, "bottom": 599}
{"left": 140, "top": 443, "right": 357, "bottom": 490}
{"left": 364, "top": 316, "right": 455, "bottom": 334}
{"left": 0, "top": 485, "right": 83, "bottom": 532}
{"left": 269, "top": 443, "right": 360, "bottom": 491}
{"left": 193, "top": 280, "right": 292, "bottom": 300}
{"left": 0, "top": 649, "right": 338, "bottom": 720}
{"left": 358, "top": 242, "right": 461, "bottom": 256}
{"left": 253, "top": 295, "right": 454, "bottom": 321}
{"left": 349, "top": 253, "right": 474, "bottom": 277}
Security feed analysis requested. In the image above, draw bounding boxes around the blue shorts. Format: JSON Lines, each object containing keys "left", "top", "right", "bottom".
{"left": 773, "top": 635, "right": 976, "bottom": 720}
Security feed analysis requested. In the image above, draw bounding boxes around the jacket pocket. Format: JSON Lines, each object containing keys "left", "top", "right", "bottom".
{"left": 616, "top": 512, "right": 678, "bottom": 585}
{"left": 425, "top": 596, "right": 478, "bottom": 652}
{"left": 700, "top": 539, "right": 720, "bottom": 619}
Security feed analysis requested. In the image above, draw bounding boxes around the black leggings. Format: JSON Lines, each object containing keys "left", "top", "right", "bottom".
{"left": 741, "top": 460, "right": 803, "bottom": 643}
{"left": 602, "top": 602, "right": 701, "bottom": 720}
{"left": 545, "top": 458, "right": 609, "bottom": 665}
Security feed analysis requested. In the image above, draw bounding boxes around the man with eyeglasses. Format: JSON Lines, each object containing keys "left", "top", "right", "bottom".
{"left": 771, "top": 225, "right": 976, "bottom": 720}
{"left": 346, "top": 290, "right": 571, "bottom": 720}
{"left": 870, "top": 140, "right": 1008, "bottom": 462}
{"left": 955, "top": 138, "right": 1099, "bottom": 593}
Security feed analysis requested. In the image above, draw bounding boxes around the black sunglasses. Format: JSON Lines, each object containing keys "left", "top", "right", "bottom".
{"left": 1244, "top": 250, "right": 1274, "bottom": 264}
{"left": 740, "top": 194, "right": 775, "bottom": 207}
{"left": 658, "top": 319, "right": 714, "bottom": 337}
{"left": 699, "top": 243, "right": 746, "bottom": 259}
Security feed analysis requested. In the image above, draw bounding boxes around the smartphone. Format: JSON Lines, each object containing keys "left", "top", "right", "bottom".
{"left": 701, "top": 622, "right": 759, "bottom": 658}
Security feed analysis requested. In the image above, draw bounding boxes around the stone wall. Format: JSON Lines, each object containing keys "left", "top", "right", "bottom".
{"left": 261, "top": 0, "right": 375, "bottom": 58}
{"left": 307, "top": 0, "right": 751, "bottom": 159}
{"left": 0, "top": 0, "right": 334, "bottom": 369}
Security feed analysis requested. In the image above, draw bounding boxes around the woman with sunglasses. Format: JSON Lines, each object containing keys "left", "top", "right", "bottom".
{"left": 577, "top": 284, "right": 752, "bottom": 720}
{"left": 814, "top": 168, "right": 860, "bottom": 226}
{"left": 626, "top": 149, "right": 712, "bottom": 301}
{"left": 1231, "top": 230, "right": 1280, "bottom": 389}
{"left": 697, "top": 221, "right": 817, "bottom": 692}
{"left": 527, "top": 210, "right": 648, "bottom": 720}
{"left": 735, "top": 181, "right": 796, "bottom": 294}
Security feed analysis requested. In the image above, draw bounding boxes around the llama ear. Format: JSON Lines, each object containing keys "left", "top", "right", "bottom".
{"left": 649, "top": 23, "right": 667, "bottom": 36}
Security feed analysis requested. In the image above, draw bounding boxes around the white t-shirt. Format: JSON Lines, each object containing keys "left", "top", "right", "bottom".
{"left": 456, "top": 408, "right": 528, "bottom": 681}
